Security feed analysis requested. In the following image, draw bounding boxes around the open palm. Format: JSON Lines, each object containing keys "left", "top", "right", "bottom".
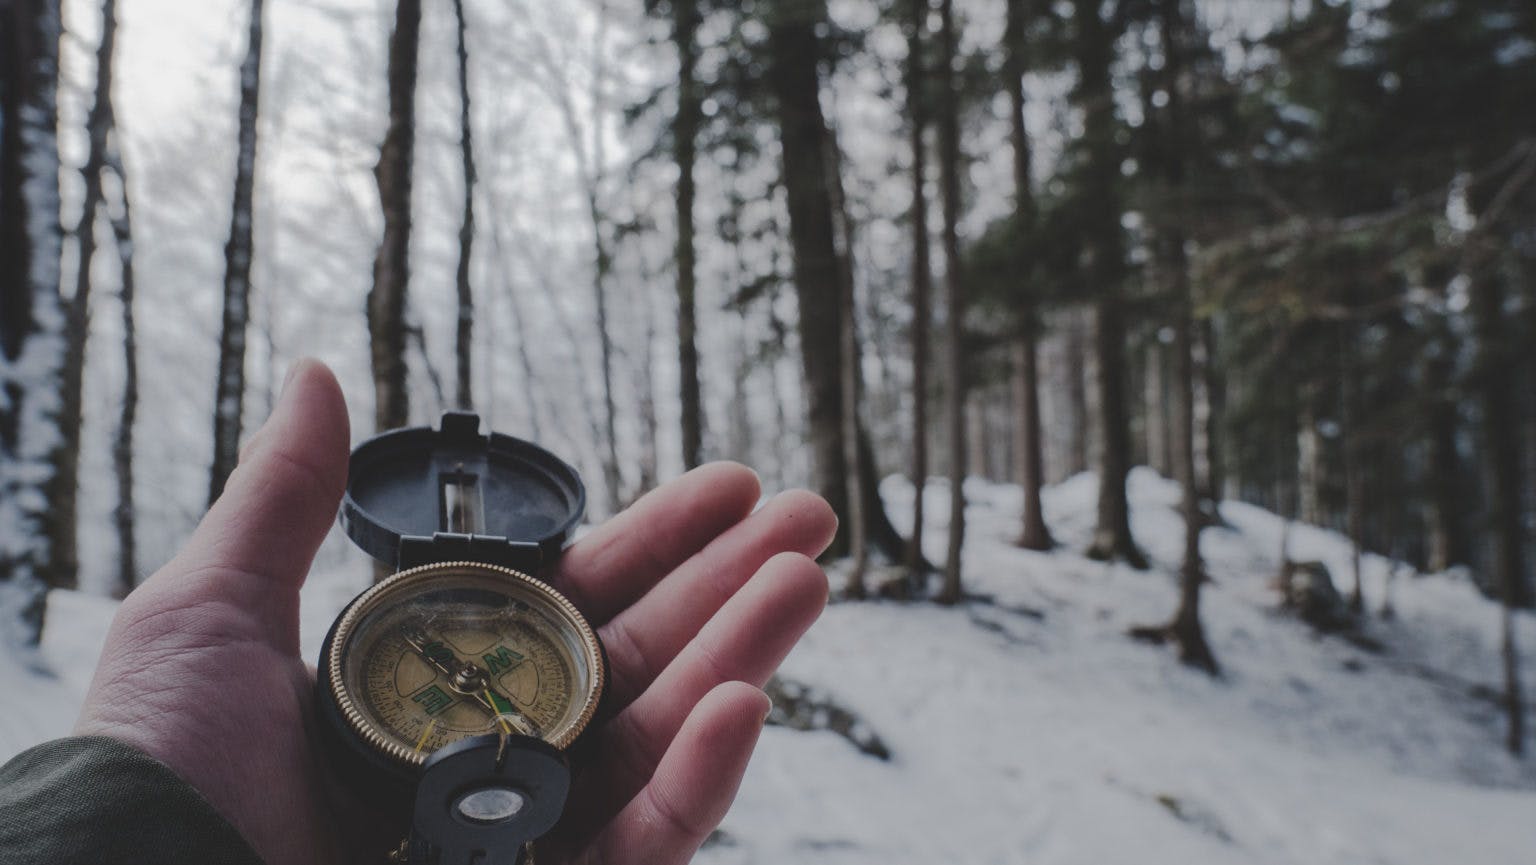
{"left": 75, "top": 360, "right": 835, "bottom": 865}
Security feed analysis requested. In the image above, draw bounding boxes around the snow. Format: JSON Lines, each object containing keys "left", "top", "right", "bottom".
{"left": 4, "top": 469, "right": 1535, "bottom": 864}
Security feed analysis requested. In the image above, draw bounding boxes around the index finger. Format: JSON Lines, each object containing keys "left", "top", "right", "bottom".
{"left": 553, "top": 462, "right": 761, "bottom": 624}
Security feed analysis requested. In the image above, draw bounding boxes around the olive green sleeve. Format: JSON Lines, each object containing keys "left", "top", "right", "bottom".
{"left": 0, "top": 736, "right": 265, "bottom": 865}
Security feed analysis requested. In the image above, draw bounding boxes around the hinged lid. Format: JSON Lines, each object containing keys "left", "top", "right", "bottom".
{"left": 340, "top": 411, "right": 585, "bottom": 573}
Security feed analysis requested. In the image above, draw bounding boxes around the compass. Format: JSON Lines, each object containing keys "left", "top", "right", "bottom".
{"left": 317, "top": 411, "right": 602, "bottom": 864}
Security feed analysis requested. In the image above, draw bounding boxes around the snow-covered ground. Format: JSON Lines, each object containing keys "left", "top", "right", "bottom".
{"left": 5, "top": 469, "right": 1534, "bottom": 864}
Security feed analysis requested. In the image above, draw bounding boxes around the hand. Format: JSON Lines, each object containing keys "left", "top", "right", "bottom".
{"left": 74, "top": 360, "right": 836, "bottom": 865}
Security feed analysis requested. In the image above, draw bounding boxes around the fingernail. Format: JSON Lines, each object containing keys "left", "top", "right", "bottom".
{"left": 760, "top": 692, "right": 774, "bottom": 724}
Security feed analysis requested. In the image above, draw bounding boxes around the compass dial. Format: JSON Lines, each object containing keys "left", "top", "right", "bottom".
{"left": 325, "top": 562, "right": 604, "bottom": 769}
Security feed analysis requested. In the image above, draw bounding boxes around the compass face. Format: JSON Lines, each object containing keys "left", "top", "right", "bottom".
{"left": 326, "top": 562, "right": 604, "bottom": 769}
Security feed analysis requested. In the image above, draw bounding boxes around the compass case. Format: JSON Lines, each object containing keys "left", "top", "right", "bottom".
{"left": 340, "top": 411, "right": 586, "bottom": 574}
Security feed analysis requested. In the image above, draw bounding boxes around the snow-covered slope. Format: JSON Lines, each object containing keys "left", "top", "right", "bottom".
{"left": 4, "top": 470, "right": 1533, "bottom": 864}
{"left": 705, "top": 469, "right": 1536, "bottom": 865}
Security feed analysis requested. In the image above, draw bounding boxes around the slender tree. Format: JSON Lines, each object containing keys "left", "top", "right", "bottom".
{"left": 935, "top": 0, "right": 967, "bottom": 604}
{"left": 48, "top": 0, "right": 125, "bottom": 586}
{"left": 208, "top": 0, "right": 265, "bottom": 503}
{"left": 107, "top": 165, "right": 137, "bottom": 597}
{"left": 673, "top": 0, "right": 705, "bottom": 470}
{"left": 452, "top": 0, "right": 476, "bottom": 411}
{"left": 1005, "top": 0, "right": 1053, "bottom": 551}
{"left": 1130, "top": 0, "right": 1216, "bottom": 673}
{"left": 1074, "top": 0, "right": 1146, "bottom": 569}
{"left": 765, "top": 0, "right": 851, "bottom": 552}
{"left": 369, "top": 0, "right": 421, "bottom": 432}
{"left": 0, "top": 0, "right": 63, "bottom": 644}
{"left": 905, "top": 0, "right": 933, "bottom": 584}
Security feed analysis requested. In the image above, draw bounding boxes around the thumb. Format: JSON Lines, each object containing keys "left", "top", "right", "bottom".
{"left": 134, "top": 358, "right": 350, "bottom": 653}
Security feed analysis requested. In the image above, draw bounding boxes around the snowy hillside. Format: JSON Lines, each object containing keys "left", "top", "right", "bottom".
{"left": 5, "top": 470, "right": 1535, "bottom": 864}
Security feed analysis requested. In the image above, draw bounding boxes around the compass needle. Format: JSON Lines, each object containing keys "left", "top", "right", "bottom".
{"left": 414, "top": 719, "right": 438, "bottom": 753}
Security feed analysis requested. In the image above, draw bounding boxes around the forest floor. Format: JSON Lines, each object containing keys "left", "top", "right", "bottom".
{"left": 4, "top": 469, "right": 1534, "bottom": 864}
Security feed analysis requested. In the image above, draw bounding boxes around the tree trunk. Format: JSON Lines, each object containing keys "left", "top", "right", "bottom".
{"left": 1199, "top": 317, "right": 1226, "bottom": 502}
{"left": 0, "top": 0, "right": 63, "bottom": 645}
{"left": 1065, "top": 311, "right": 1090, "bottom": 475}
{"left": 208, "top": 0, "right": 264, "bottom": 504}
{"left": 49, "top": 0, "right": 123, "bottom": 589}
{"left": 765, "top": 3, "right": 851, "bottom": 553}
{"left": 1340, "top": 340, "right": 1366, "bottom": 616}
{"left": 369, "top": 0, "right": 420, "bottom": 433}
{"left": 452, "top": 0, "right": 475, "bottom": 411}
{"left": 1470, "top": 265, "right": 1528, "bottom": 756}
{"left": 838, "top": 199, "right": 868, "bottom": 598}
{"left": 674, "top": 0, "right": 704, "bottom": 470}
{"left": 106, "top": 152, "right": 137, "bottom": 597}
{"left": 1144, "top": 341, "right": 1170, "bottom": 477}
{"left": 905, "top": 0, "right": 932, "bottom": 583}
{"left": 934, "top": 0, "right": 967, "bottom": 604}
{"left": 1297, "top": 390, "right": 1322, "bottom": 526}
{"left": 824, "top": 127, "right": 869, "bottom": 596}
{"left": 1131, "top": 0, "right": 1214, "bottom": 673}
{"left": 1075, "top": 0, "right": 1144, "bottom": 569}
{"left": 1424, "top": 344, "right": 1465, "bottom": 571}
{"left": 1006, "top": 0, "right": 1052, "bottom": 551}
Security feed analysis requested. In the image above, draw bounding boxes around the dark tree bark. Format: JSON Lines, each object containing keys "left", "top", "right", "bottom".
{"left": 1129, "top": 0, "right": 1215, "bottom": 673}
{"left": 452, "top": 0, "right": 475, "bottom": 411}
{"left": 935, "top": 0, "right": 967, "bottom": 604}
{"left": 837, "top": 181, "right": 868, "bottom": 598}
{"left": 208, "top": 0, "right": 264, "bottom": 504}
{"left": 766, "top": 5, "right": 850, "bottom": 551}
{"left": 674, "top": 0, "right": 704, "bottom": 470}
{"left": 0, "top": 0, "right": 63, "bottom": 645}
{"left": 904, "top": 0, "right": 933, "bottom": 583}
{"left": 48, "top": 0, "right": 123, "bottom": 588}
{"left": 106, "top": 158, "right": 137, "bottom": 597}
{"left": 1199, "top": 317, "right": 1226, "bottom": 503}
{"left": 1471, "top": 266, "right": 1528, "bottom": 755}
{"left": 765, "top": 0, "right": 907, "bottom": 562}
{"left": 1006, "top": 0, "right": 1053, "bottom": 552}
{"left": 369, "top": 0, "right": 420, "bottom": 432}
{"left": 1064, "top": 310, "right": 1089, "bottom": 475}
{"left": 1075, "top": 0, "right": 1145, "bottom": 569}
{"left": 1424, "top": 340, "right": 1467, "bottom": 570}
{"left": 1341, "top": 347, "right": 1366, "bottom": 616}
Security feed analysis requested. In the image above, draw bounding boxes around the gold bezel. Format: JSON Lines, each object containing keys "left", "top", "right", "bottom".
{"left": 326, "top": 560, "right": 605, "bottom": 769}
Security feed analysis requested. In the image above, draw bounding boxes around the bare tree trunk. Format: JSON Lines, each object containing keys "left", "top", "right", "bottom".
{"left": 452, "top": 0, "right": 475, "bottom": 411}
{"left": 766, "top": 3, "right": 851, "bottom": 553}
{"left": 1199, "top": 318, "right": 1226, "bottom": 502}
{"left": 838, "top": 213, "right": 868, "bottom": 598}
{"left": 1065, "top": 311, "right": 1089, "bottom": 475}
{"left": 1130, "top": 0, "right": 1214, "bottom": 672}
{"left": 935, "top": 0, "right": 967, "bottom": 604}
{"left": 0, "top": 0, "right": 63, "bottom": 645}
{"left": 1471, "top": 264, "right": 1528, "bottom": 756}
{"left": 208, "top": 0, "right": 264, "bottom": 504}
{"left": 905, "top": 0, "right": 932, "bottom": 583}
{"left": 674, "top": 0, "right": 704, "bottom": 470}
{"left": 897, "top": 0, "right": 933, "bottom": 589}
{"left": 635, "top": 288, "right": 660, "bottom": 494}
{"left": 1006, "top": 0, "right": 1052, "bottom": 551}
{"left": 1424, "top": 343, "right": 1465, "bottom": 570}
{"left": 369, "top": 0, "right": 420, "bottom": 433}
{"left": 1297, "top": 390, "right": 1322, "bottom": 525}
{"left": 1074, "top": 0, "right": 1143, "bottom": 569}
{"left": 1144, "top": 342, "right": 1169, "bottom": 476}
{"left": 1341, "top": 344, "right": 1366, "bottom": 616}
{"left": 50, "top": 0, "right": 124, "bottom": 588}
{"left": 106, "top": 153, "right": 137, "bottom": 597}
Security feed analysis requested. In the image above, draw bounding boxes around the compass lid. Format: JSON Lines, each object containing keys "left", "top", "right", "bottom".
{"left": 340, "top": 412, "right": 586, "bottom": 573}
